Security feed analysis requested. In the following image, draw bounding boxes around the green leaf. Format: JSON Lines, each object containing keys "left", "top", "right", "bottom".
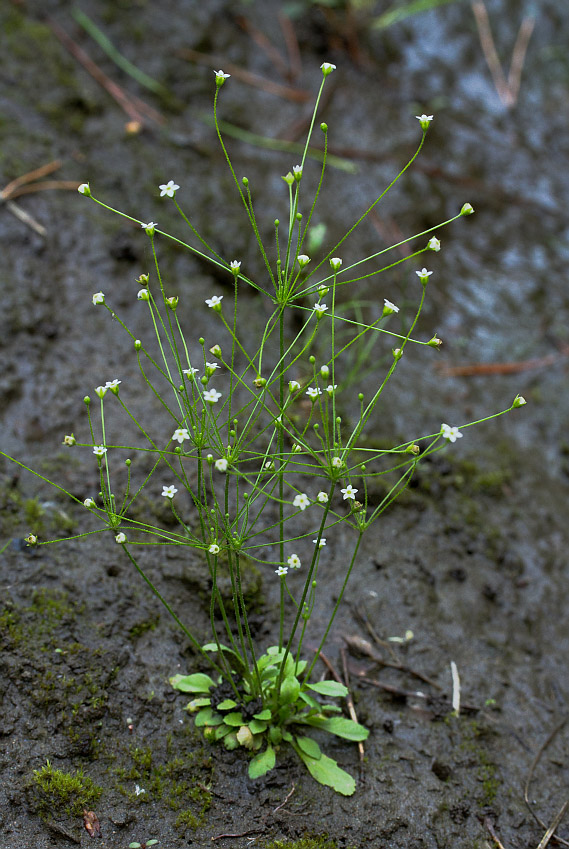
{"left": 248, "top": 719, "right": 268, "bottom": 735}
{"left": 186, "top": 697, "right": 211, "bottom": 712}
{"left": 223, "top": 711, "right": 245, "bottom": 727}
{"left": 215, "top": 723, "right": 232, "bottom": 740}
{"left": 295, "top": 746, "right": 356, "bottom": 795}
{"left": 202, "top": 642, "right": 246, "bottom": 669}
{"left": 249, "top": 744, "right": 276, "bottom": 779}
{"left": 253, "top": 709, "right": 272, "bottom": 721}
{"left": 170, "top": 673, "right": 216, "bottom": 693}
{"left": 299, "top": 691, "right": 321, "bottom": 710}
{"left": 295, "top": 660, "right": 307, "bottom": 675}
{"left": 216, "top": 699, "right": 238, "bottom": 711}
{"left": 303, "top": 715, "right": 369, "bottom": 741}
{"left": 195, "top": 707, "right": 216, "bottom": 727}
{"left": 224, "top": 731, "right": 239, "bottom": 750}
{"left": 296, "top": 735, "right": 322, "bottom": 759}
{"left": 269, "top": 725, "right": 283, "bottom": 744}
{"left": 280, "top": 675, "right": 301, "bottom": 705}
{"left": 282, "top": 729, "right": 293, "bottom": 742}
{"left": 307, "top": 681, "right": 348, "bottom": 698}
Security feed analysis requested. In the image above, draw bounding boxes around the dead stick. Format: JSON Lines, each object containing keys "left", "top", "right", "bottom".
{"left": 484, "top": 816, "right": 508, "bottom": 849}
{"left": 341, "top": 647, "right": 366, "bottom": 784}
{"left": 472, "top": 1, "right": 511, "bottom": 106}
{"left": 536, "top": 800, "right": 569, "bottom": 849}
{"left": 1, "top": 159, "right": 62, "bottom": 198}
{"left": 524, "top": 717, "right": 569, "bottom": 848}
{"left": 507, "top": 16, "right": 535, "bottom": 105}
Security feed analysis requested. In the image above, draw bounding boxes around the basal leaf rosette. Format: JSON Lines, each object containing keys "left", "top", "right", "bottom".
{"left": 170, "top": 646, "right": 369, "bottom": 795}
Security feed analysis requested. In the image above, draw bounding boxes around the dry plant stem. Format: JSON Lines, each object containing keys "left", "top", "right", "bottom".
{"left": 47, "top": 17, "right": 165, "bottom": 127}
{"left": 436, "top": 345, "right": 569, "bottom": 377}
{"left": 0, "top": 159, "right": 62, "bottom": 199}
{"left": 178, "top": 48, "right": 310, "bottom": 103}
{"left": 277, "top": 10, "right": 302, "bottom": 81}
{"left": 483, "top": 816, "right": 508, "bottom": 849}
{"left": 524, "top": 718, "right": 569, "bottom": 848}
{"left": 341, "top": 647, "right": 366, "bottom": 784}
{"left": 235, "top": 14, "right": 291, "bottom": 79}
{"left": 344, "top": 633, "right": 442, "bottom": 690}
{"left": 471, "top": 1, "right": 535, "bottom": 108}
{"left": 536, "top": 801, "right": 569, "bottom": 849}
{"left": 1, "top": 200, "right": 45, "bottom": 236}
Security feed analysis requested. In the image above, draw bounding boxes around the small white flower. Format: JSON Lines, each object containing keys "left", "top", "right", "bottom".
{"left": 289, "top": 380, "right": 300, "bottom": 392}
{"left": 204, "top": 388, "right": 222, "bottom": 404}
{"left": 326, "top": 384, "right": 337, "bottom": 395}
{"left": 134, "top": 785, "right": 145, "bottom": 796}
{"left": 205, "top": 361, "right": 220, "bottom": 373}
{"left": 383, "top": 299, "right": 399, "bottom": 314}
{"left": 162, "top": 485, "right": 178, "bottom": 499}
{"left": 416, "top": 267, "right": 433, "bottom": 280}
{"left": 428, "top": 237, "right": 441, "bottom": 252}
{"left": 306, "top": 386, "right": 322, "bottom": 400}
{"left": 329, "top": 257, "right": 342, "bottom": 271}
{"left": 320, "top": 62, "right": 336, "bottom": 76}
{"left": 416, "top": 114, "right": 434, "bottom": 130}
{"left": 63, "top": 434, "right": 76, "bottom": 446}
{"left": 287, "top": 554, "right": 301, "bottom": 569}
{"left": 215, "top": 458, "right": 228, "bottom": 472}
{"left": 317, "top": 491, "right": 328, "bottom": 503}
{"left": 297, "top": 254, "right": 310, "bottom": 267}
{"left": 460, "top": 202, "right": 474, "bottom": 216}
{"left": 94, "top": 385, "right": 107, "bottom": 398}
{"left": 115, "top": 532, "right": 127, "bottom": 544}
{"left": 137, "top": 288, "right": 150, "bottom": 301}
{"left": 105, "top": 379, "right": 121, "bottom": 393}
{"left": 331, "top": 456, "right": 342, "bottom": 468}
{"left": 313, "top": 302, "right": 328, "bottom": 318}
{"left": 83, "top": 498, "right": 96, "bottom": 508}
{"left": 93, "top": 445, "right": 107, "bottom": 457}
{"left": 172, "top": 428, "right": 190, "bottom": 443}
{"left": 25, "top": 533, "right": 38, "bottom": 546}
{"left": 183, "top": 367, "right": 199, "bottom": 378}
{"left": 292, "top": 443, "right": 303, "bottom": 453}
{"left": 159, "top": 180, "right": 180, "bottom": 198}
{"left": 230, "top": 260, "right": 241, "bottom": 273}
{"left": 441, "top": 423, "right": 463, "bottom": 443}
{"left": 513, "top": 394, "right": 527, "bottom": 408}
{"left": 341, "top": 484, "right": 358, "bottom": 500}
{"left": 214, "top": 69, "right": 230, "bottom": 83}
{"left": 313, "top": 538, "right": 327, "bottom": 547}
{"left": 293, "top": 493, "right": 310, "bottom": 511}
{"left": 320, "top": 365, "right": 330, "bottom": 377}
{"left": 141, "top": 221, "right": 157, "bottom": 234}
{"left": 293, "top": 165, "right": 303, "bottom": 179}
{"left": 209, "top": 344, "right": 222, "bottom": 358}
{"left": 92, "top": 292, "right": 105, "bottom": 305}
{"left": 205, "top": 295, "right": 223, "bottom": 309}
{"left": 209, "top": 543, "right": 220, "bottom": 554}
{"left": 77, "top": 183, "right": 91, "bottom": 195}
{"left": 275, "top": 565, "right": 288, "bottom": 577}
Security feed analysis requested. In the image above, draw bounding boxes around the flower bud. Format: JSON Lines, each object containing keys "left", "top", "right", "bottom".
{"left": 392, "top": 348, "right": 403, "bottom": 361}
{"left": 209, "top": 344, "right": 222, "bottom": 358}
{"left": 320, "top": 62, "right": 336, "bottom": 77}
{"left": 427, "top": 335, "right": 442, "bottom": 349}
{"left": 293, "top": 165, "right": 303, "bottom": 181}
{"left": 63, "top": 434, "right": 76, "bottom": 446}
{"left": 134, "top": 339, "right": 142, "bottom": 351}
{"left": 512, "top": 394, "right": 527, "bottom": 408}
{"left": 165, "top": 296, "right": 178, "bottom": 310}
{"left": 428, "top": 237, "right": 441, "bottom": 252}
{"left": 406, "top": 444, "right": 420, "bottom": 455}
{"left": 297, "top": 254, "right": 310, "bottom": 268}
{"left": 136, "top": 273, "right": 149, "bottom": 286}
{"left": 329, "top": 257, "right": 342, "bottom": 271}
{"left": 253, "top": 377, "right": 266, "bottom": 388}
{"left": 25, "top": 533, "right": 38, "bottom": 546}
{"left": 282, "top": 172, "right": 294, "bottom": 186}
{"left": 460, "top": 202, "right": 474, "bottom": 216}
{"left": 77, "top": 183, "right": 91, "bottom": 196}
{"left": 137, "top": 289, "right": 150, "bottom": 301}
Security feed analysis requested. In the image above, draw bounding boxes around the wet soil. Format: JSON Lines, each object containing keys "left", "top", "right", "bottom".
{"left": 1, "top": 1, "right": 569, "bottom": 847}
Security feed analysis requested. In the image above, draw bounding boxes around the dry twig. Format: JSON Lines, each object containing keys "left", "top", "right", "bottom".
{"left": 524, "top": 718, "right": 569, "bottom": 848}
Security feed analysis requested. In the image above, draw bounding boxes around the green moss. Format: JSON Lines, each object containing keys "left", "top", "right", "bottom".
{"left": 263, "top": 836, "right": 355, "bottom": 849}
{"left": 30, "top": 761, "right": 102, "bottom": 818}
{"left": 129, "top": 614, "right": 160, "bottom": 640}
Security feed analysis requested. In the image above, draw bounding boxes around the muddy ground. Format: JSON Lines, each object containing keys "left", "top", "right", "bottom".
{"left": 1, "top": 0, "right": 569, "bottom": 847}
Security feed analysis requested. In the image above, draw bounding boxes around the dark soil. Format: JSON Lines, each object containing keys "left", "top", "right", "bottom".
{"left": 2, "top": 1, "right": 569, "bottom": 848}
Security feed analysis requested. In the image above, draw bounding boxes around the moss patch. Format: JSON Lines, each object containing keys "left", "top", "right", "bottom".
{"left": 29, "top": 761, "right": 102, "bottom": 819}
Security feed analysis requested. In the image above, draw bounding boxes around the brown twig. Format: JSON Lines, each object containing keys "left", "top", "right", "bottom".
{"left": 536, "top": 800, "right": 569, "bottom": 849}
{"left": 436, "top": 345, "right": 569, "bottom": 377}
{"left": 177, "top": 48, "right": 310, "bottom": 103}
{"left": 0, "top": 159, "right": 62, "bottom": 199}
{"left": 235, "top": 15, "right": 291, "bottom": 79}
{"left": 524, "top": 718, "right": 569, "bottom": 848}
{"left": 278, "top": 10, "right": 302, "bottom": 81}
{"left": 483, "top": 816, "right": 509, "bottom": 849}
{"left": 341, "top": 647, "right": 366, "bottom": 784}
{"left": 472, "top": 1, "right": 534, "bottom": 108}
{"left": 0, "top": 160, "right": 81, "bottom": 235}
{"left": 47, "top": 17, "right": 165, "bottom": 128}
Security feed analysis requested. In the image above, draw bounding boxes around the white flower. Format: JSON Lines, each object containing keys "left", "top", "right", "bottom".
{"left": 214, "top": 69, "right": 230, "bottom": 82}
{"left": 313, "top": 538, "right": 327, "bottom": 547}
{"left": 92, "top": 292, "right": 105, "bottom": 305}
{"left": 320, "top": 365, "right": 330, "bottom": 377}
{"left": 205, "top": 295, "right": 223, "bottom": 309}
{"left": 292, "top": 443, "right": 303, "bottom": 453}
{"left": 297, "top": 254, "right": 310, "bottom": 267}
{"left": 289, "top": 380, "right": 300, "bottom": 392}
{"left": 77, "top": 183, "right": 91, "bottom": 195}
{"left": 137, "top": 288, "right": 150, "bottom": 301}
{"left": 230, "top": 260, "right": 241, "bottom": 273}
{"left": 275, "top": 565, "right": 288, "bottom": 577}
{"left": 183, "top": 367, "right": 199, "bottom": 378}
{"left": 428, "top": 237, "right": 441, "bottom": 252}
{"left": 134, "top": 785, "right": 145, "bottom": 796}
{"left": 209, "top": 543, "right": 220, "bottom": 554}
{"left": 172, "top": 428, "right": 190, "bottom": 443}
{"left": 205, "top": 362, "right": 220, "bottom": 372}
{"left": 162, "top": 485, "right": 178, "bottom": 499}
{"left": 287, "top": 554, "right": 301, "bottom": 569}
{"left": 93, "top": 445, "right": 107, "bottom": 457}
{"left": 441, "top": 423, "right": 463, "bottom": 443}
{"left": 105, "top": 379, "right": 121, "bottom": 393}
{"left": 460, "top": 202, "right": 474, "bottom": 216}
{"left": 341, "top": 484, "right": 358, "bottom": 500}
{"left": 313, "top": 302, "right": 328, "bottom": 318}
{"left": 383, "top": 299, "right": 399, "bottom": 314}
{"left": 293, "top": 493, "right": 310, "bottom": 511}
{"left": 25, "top": 533, "right": 38, "bottom": 546}
{"left": 331, "top": 456, "right": 342, "bottom": 468}
{"left": 204, "top": 388, "right": 222, "bottom": 404}
{"left": 293, "top": 165, "right": 303, "bottom": 178}
{"left": 63, "top": 434, "right": 76, "bottom": 446}
{"left": 215, "top": 458, "right": 228, "bottom": 472}
{"left": 320, "top": 62, "right": 336, "bottom": 76}
{"left": 416, "top": 114, "right": 434, "bottom": 130}
{"left": 159, "top": 180, "right": 179, "bottom": 198}
{"left": 317, "top": 491, "right": 328, "bottom": 503}
{"left": 416, "top": 267, "right": 433, "bottom": 280}
{"left": 141, "top": 221, "right": 157, "bottom": 233}
{"left": 329, "top": 257, "right": 342, "bottom": 271}
{"left": 83, "top": 498, "right": 96, "bottom": 508}
{"left": 326, "top": 384, "right": 337, "bottom": 395}
{"left": 513, "top": 394, "right": 527, "bottom": 408}
{"left": 115, "top": 532, "right": 127, "bottom": 544}
{"left": 306, "top": 386, "right": 322, "bottom": 400}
